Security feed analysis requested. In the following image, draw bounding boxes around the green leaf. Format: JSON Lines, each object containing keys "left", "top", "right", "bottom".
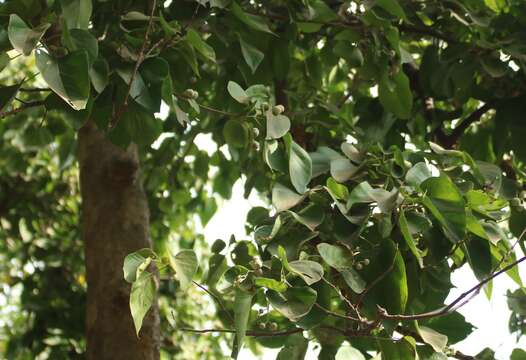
{"left": 317, "top": 243, "right": 365, "bottom": 293}
{"left": 116, "top": 67, "right": 159, "bottom": 113}
{"left": 223, "top": 120, "right": 248, "bottom": 148}
{"left": 267, "top": 286, "right": 317, "bottom": 321}
{"left": 60, "top": 0, "right": 93, "bottom": 30}
{"left": 341, "top": 143, "right": 364, "bottom": 163}
{"left": 379, "top": 69, "right": 413, "bottom": 119}
{"left": 0, "top": 83, "right": 21, "bottom": 113}
{"left": 311, "top": 147, "right": 343, "bottom": 177}
{"left": 89, "top": 57, "right": 109, "bottom": 93}
{"left": 399, "top": 209, "right": 424, "bottom": 268}
{"left": 109, "top": 103, "right": 162, "bottom": 148}
{"left": 326, "top": 177, "right": 349, "bottom": 200}
{"left": 206, "top": 254, "right": 228, "bottom": 288}
{"left": 231, "top": 1, "right": 274, "bottom": 34}
{"left": 341, "top": 268, "right": 366, "bottom": 294}
{"left": 130, "top": 271, "right": 156, "bottom": 336}
{"left": 276, "top": 333, "right": 308, "bottom": 360}
{"left": 279, "top": 246, "right": 323, "bottom": 285}
{"left": 272, "top": 183, "right": 304, "bottom": 212}
{"left": 36, "top": 50, "right": 90, "bottom": 110}
{"left": 317, "top": 243, "right": 353, "bottom": 270}
{"left": 421, "top": 175, "right": 466, "bottom": 243}
{"left": 288, "top": 260, "right": 324, "bottom": 285}
{"left": 0, "top": 53, "right": 9, "bottom": 73}
{"left": 64, "top": 29, "right": 98, "bottom": 64}
{"left": 418, "top": 326, "right": 448, "bottom": 353}
{"left": 347, "top": 182, "right": 398, "bottom": 214}
{"left": 266, "top": 111, "right": 290, "bottom": 140}
{"left": 379, "top": 337, "right": 416, "bottom": 360}
{"left": 186, "top": 28, "right": 216, "bottom": 63}
{"left": 362, "top": 239, "right": 407, "bottom": 314}
{"left": 405, "top": 162, "right": 433, "bottom": 189}
{"left": 289, "top": 204, "right": 324, "bottom": 231}
{"left": 123, "top": 248, "right": 157, "bottom": 283}
{"left": 373, "top": 0, "right": 407, "bottom": 20}
{"left": 170, "top": 249, "right": 198, "bottom": 289}
{"left": 425, "top": 312, "right": 474, "bottom": 344}
{"left": 254, "top": 277, "right": 287, "bottom": 292}
{"left": 335, "top": 345, "right": 366, "bottom": 360}
{"left": 330, "top": 158, "right": 359, "bottom": 183}
{"left": 285, "top": 134, "right": 312, "bottom": 194}
{"left": 227, "top": 81, "right": 249, "bottom": 104}
{"left": 8, "top": 14, "right": 50, "bottom": 56}
{"left": 238, "top": 35, "right": 264, "bottom": 73}
{"left": 232, "top": 289, "right": 253, "bottom": 359}
{"left": 511, "top": 349, "right": 526, "bottom": 360}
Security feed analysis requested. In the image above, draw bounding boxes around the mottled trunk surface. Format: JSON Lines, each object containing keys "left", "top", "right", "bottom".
{"left": 78, "top": 121, "right": 159, "bottom": 360}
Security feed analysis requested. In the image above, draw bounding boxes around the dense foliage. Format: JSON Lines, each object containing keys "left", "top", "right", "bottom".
{"left": 1, "top": 0, "right": 526, "bottom": 359}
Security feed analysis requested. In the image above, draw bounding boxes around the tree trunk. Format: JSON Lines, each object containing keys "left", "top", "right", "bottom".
{"left": 78, "top": 121, "right": 160, "bottom": 360}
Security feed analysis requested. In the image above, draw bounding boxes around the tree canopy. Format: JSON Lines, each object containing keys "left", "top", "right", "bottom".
{"left": 1, "top": 0, "right": 526, "bottom": 359}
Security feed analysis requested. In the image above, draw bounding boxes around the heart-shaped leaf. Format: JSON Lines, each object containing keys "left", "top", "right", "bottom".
{"left": 130, "top": 271, "right": 156, "bottom": 336}
{"left": 36, "top": 50, "right": 90, "bottom": 110}
{"left": 169, "top": 249, "right": 198, "bottom": 289}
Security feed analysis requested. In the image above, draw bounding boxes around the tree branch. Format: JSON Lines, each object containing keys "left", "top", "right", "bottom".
{"left": 192, "top": 280, "right": 235, "bottom": 325}
{"left": 377, "top": 254, "right": 526, "bottom": 321}
{"left": 438, "top": 103, "right": 493, "bottom": 149}
{"left": 175, "top": 327, "right": 304, "bottom": 337}
{"left": 0, "top": 101, "right": 45, "bottom": 119}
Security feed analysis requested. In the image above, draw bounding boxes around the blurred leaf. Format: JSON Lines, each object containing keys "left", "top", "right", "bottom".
{"left": 61, "top": 0, "right": 92, "bottom": 30}
{"left": 238, "top": 35, "right": 264, "bottom": 73}
{"left": 169, "top": 249, "right": 198, "bottom": 289}
{"left": 8, "top": 14, "right": 50, "bottom": 56}
{"left": 232, "top": 289, "right": 253, "bottom": 358}
{"left": 123, "top": 248, "right": 157, "bottom": 283}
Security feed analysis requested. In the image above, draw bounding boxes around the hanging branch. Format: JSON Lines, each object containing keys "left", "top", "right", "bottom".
{"left": 377, "top": 254, "right": 526, "bottom": 321}
{"left": 437, "top": 103, "right": 493, "bottom": 149}
{"left": 0, "top": 101, "right": 45, "bottom": 119}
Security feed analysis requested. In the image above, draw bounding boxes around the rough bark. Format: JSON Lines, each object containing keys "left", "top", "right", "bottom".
{"left": 78, "top": 120, "right": 160, "bottom": 360}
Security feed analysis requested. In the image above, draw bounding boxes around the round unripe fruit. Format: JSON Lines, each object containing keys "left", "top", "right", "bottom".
{"left": 272, "top": 105, "right": 285, "bottom": 115}
{"left": 355, "top": 263, "right": 363, "bottom": 270}
{"left": 183, "top": 89, "right": 198, "bottom": 99}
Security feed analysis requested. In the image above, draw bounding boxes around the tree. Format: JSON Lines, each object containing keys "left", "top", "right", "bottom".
{"left": 1, "top": 0, "right": 526, "bottom": 359}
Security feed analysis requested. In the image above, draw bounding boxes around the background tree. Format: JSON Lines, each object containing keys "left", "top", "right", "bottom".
{"left": 1, "top": 0, "right": 526, "bottom": 359}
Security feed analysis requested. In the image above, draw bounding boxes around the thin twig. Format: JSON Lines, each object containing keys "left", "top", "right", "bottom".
{"left": 175, "top": 327, "right": 304, "bottom": 337}
{"left": 19, "top": 87, "right": 51, "bottom": 92}
{"left": 0, "top": 101, "right": 45, "bottom": 119}
{"left": 378, "top": 254, "right": 526, "bottom": 321}
{"left": 439, "top": 103, "right": 493, "bottom": 148}
{"left": 176, "top": 93, "right": 241, "bottom": 117}
{"left": 192, "top": 280, "right": 235, "bottom": 325}
{"left": 314, "top": 303, "right": 361, "bottom": 322}
{"left": 321, "top": 276, "right": 363, "bottom": 321}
